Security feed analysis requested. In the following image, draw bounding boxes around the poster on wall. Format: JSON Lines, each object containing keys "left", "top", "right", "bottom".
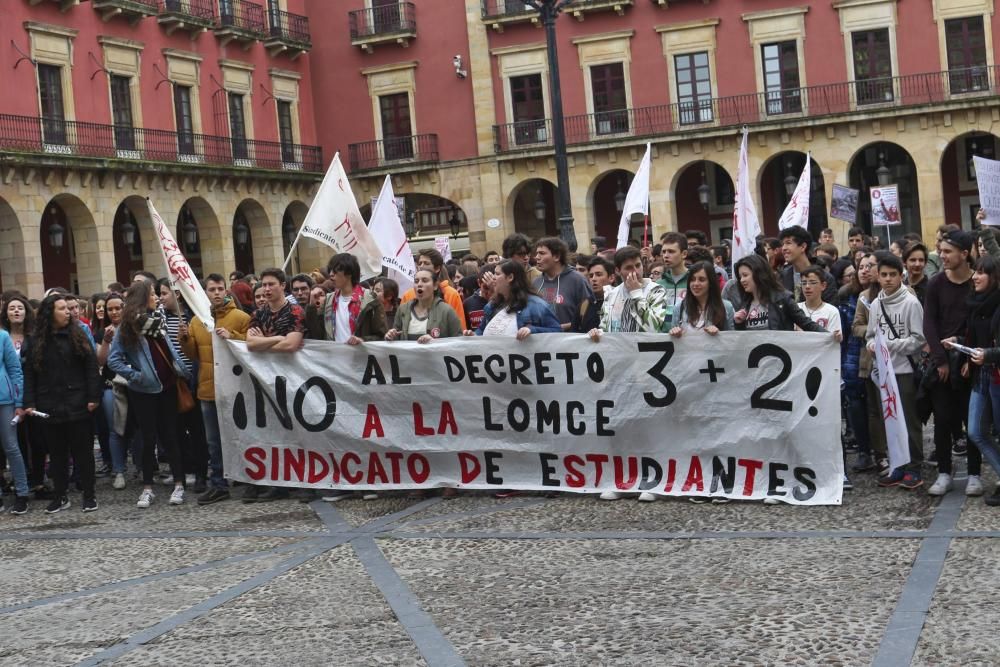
{"left": 870, "top": 185, "right": 901, "bottom": 226}
{"left": 829, "top": 184, "right": 859, "bottom": 224}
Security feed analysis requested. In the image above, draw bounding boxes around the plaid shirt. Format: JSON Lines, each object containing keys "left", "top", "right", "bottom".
{"left": 250, "top": 301, "right": 305, "bottom": 338}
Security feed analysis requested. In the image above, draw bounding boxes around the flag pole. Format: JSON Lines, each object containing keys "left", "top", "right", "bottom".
{"left": 281, "top": 232, "right": 302, "bottom": 272}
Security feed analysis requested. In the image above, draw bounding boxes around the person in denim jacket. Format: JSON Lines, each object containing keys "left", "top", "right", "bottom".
{"left": 469, "top": 260, "right": 563, "bottom": 338}
{"left": 0, "top": 327, "right": 29, "bottom": 514}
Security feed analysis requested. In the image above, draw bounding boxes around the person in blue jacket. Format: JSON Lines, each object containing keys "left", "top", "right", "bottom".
{"left": 0, "top": 327, "right": 29, "bottom": 514}
{"left": 468, "top": 260, "right": 563, "bottom": 338}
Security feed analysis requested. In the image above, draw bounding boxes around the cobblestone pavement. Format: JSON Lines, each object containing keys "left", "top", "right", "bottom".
{"left": 2, "top": 452, "right": 999, "bottom": 667}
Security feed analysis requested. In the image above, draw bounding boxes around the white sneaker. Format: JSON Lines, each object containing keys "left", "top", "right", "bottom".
{"left": 113, "top": 473, "right": 126, "bottom": 490}
{"left": 637, "top": 492, "right": 657, "bottom": 502}
{"left": 599, "top": 490, "right": 623, "bottom": 500}
{"left": 966, "top": 475, "right": 985, "bottom": 496}
{"left": 362, "top": 492, "right": 378, "bottom": 501}
{"left": 169, "top": 487, "right": 185, "bottom": 505}
{"left": 321, "top": 492, "right": 353, "bottom": 502}
{"left": 763, "top": 497, "right": 782, "bottom": 504}
{"left": 928, "top": 473, "right": 953, "bottom": 496}
{"left": 185, "top": 474, "right": 196, "bottom": 486}
{"left": 137, "top": 489, "right": 154, "bottom": 508}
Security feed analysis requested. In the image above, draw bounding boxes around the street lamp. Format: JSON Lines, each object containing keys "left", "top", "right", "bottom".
{"left": 969, "top": 140, "right": 979, "bottom": 180}
{"left": 534, "top": 188, "right": 547, "bottom": 221}
{"left": 181, "top": 208, "right": 198, "bottom": 249}
{"left": 282, "top": 217, "right": 296, "bottom": 250}
{"left": 697, "top": 170, "right": 710, "bottom": 210}
{"left": 614, "top": 177, "right": 626, "bottom": 213}
{"left": 784, "top": 161, "right": 797, "bottom": 197}
{"left": 448, "top": 208, "right": 461, "bottom": 238}
{"left": 120, "top": 208, "right": 136, "bottom": 247}
{"left": 876, "top": 153, "right": 891, "bottom": 186}
{"left": 524, "top": 0, "right": 577, "bottom": 250}
{"left": 48, "top": 218, "right": 65, "bottom": 253}
{"left": 405, "top": 211, "right": 417, "bottom": 239}
{"left": 234, "top": 219, "right": 249, "bottom": 249}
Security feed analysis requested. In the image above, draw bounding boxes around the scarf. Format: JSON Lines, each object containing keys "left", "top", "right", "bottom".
{"left": 139, "top": 310, "right": 166, "bottom": 339}
{"left": 326, "top": 285, "right": 364, "bottom": 338}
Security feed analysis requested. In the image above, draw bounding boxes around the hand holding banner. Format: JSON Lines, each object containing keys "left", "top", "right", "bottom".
{"left": 148, "top": 198, "right": 214, "bottom": 329}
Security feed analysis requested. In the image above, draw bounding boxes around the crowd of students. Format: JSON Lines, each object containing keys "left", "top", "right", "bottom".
{"left": 2, "top": 217, "right": 1000, "bottom": 513}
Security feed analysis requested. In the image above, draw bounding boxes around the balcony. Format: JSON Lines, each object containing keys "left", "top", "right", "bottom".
{"left": 493, "top": 65, "right": 1000, "bottom": 153}
{"left": 567, "top": 0, "right": 633, "bottom": 20}
{"left": 157, "top": 0, "right": 215, "bottom": 36}
{"left": 480, "top": 0, "right": 539, "bottom": 31}
{"left": 27, "top": 0, "right": 80, "bottom": 12}
{"left": 214, "top": 0, "right": 266, "bottom": 49}
{"left": 92, "top": 0, "right": 158, "bottom": 23}
{"left": 264, "top": 8, "right": 311, "bottom": 59}
{"left": 347, "top": 134, "right": 438, "bottom": 172}
{"left": 349, "top": 2, "right": 416, "bottom": 53}
{"left": 0, "top": 114, "right": 323, "bottom": 173}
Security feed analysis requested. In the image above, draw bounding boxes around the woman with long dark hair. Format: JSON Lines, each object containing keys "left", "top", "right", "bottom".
{"left": 89, "top": 292, "right": 109, "bottom": 340}
{"left": 89, "top": 292, "right": 113, "bottom": 476}
{"left": 1, "top": 294, "right": 34, "bottom": 353}
{"left": 96, "top": 292, "right": 135, "bottom": 491}
{"left": 21, "top": 294, "right": 102, "bottom": 513}
{"left": 0, "top": 294, "right": 45, "bottom": 497}
{"left": 374, "top": 278, "right": 400, "bottom": 331}
{"left": 733, "top": 254, "right": 825, "bottom": 332}
{"left": 669, "top": 261, "right": 734, "bottom": 336}
{"left": 108, "top": 281, "right": 190, "bottom": 508}
{"left": 469, "top": 260, "right": 562, "bottom": 338}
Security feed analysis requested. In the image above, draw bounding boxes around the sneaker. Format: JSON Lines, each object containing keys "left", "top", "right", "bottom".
{"left": 953, "top": 439, "right": 968, "bottom": 456}
{"left": 112, "top": 473, "right": 126, "bottom": 490}
{"left": 197, "top": 488, "right": 231, "bottom": 505}
{"left": 927, "top": 451, "right": 939, "bottom": 467}
{"left": 82, "top": 497, "right": 98, "bottom": 512}
{"left": 852, "top": 454, "right": 876, "bottom": 473}
{"left": 900, "top": 472, "right": 924, "bottom": 490}
{"left": 362, "top": 491, "right": 379, "bottom": 501}
{"left": 877, "top": 458, "right": 891, "bottom": 477}
{"left": 711, "top": 497, "right": 731, "bottom": 504}
{"left": 242, "top": 485, "right": 260, "bottom": 504}
{"left": 928, "top": 473, "right": 953, "bottom": 496}
{"left": 10, "top": 496, "right": 28, "bottom": 515}
{"left": 966, "top": 475, "right": 985, "bottom": 496}
{"left": 256, "top": 487, "right": 289, "bottom": 502}
{"left": 297, "top": 489, "right": 318, "bottom": 504}
{"left": 321, "top": 491, "right": 354, "bottom": 503}
{"left": 878, "top": 468, "right": 905, "bottom": 488}
{"left": 45, "top": 496, "right": 70, "bottom": 514}
{"left": 763, "top": 497, "right": 782, "bottom": 504}
{"left": 184, "top": 474, "right": 196, "bottom": 487}
{"left": 95, "top": 464, "right": 112, "bottom": 478}
{"left": 169, "top": 487, "right": 185, "bottom": 505}
{"left": 136, "top": 489, "right": 154, "bottom": 508}
{"left": 599, "top": 490, "right": 623, "bottom": 501}
{"left": 843, "top": 474, "right": 854, "bottom": 491}
{"left": 985, "top": 487, "right": 1000, "bottom": 507}
{"left": 157, "top": 474, "right": 174, "bottom": 486}
{"left": 441, "top": 488, "right": 459, "bottom": 499}
{"left": 687, "top": 497, "right": 709, "bottom": 504}
{"left": 637, "top": 492, "right": 657, "bottom": 502}
{"left": 193, "top": 477, "right": 207, "bottom": 494}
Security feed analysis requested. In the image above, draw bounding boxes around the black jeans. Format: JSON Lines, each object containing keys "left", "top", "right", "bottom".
{"left": 179, "top": 398, "right": 208, "bottom": 479}
{"left": 45, "top": 418, "right": 95, "bottom": 500}
{"left": 931, "top": 381, "right": 972, "bottom": 475}
{"left": 128, "top": 386, "right": 183, "bottom": 486}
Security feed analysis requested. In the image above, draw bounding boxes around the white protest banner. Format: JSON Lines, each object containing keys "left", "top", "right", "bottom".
{"left": 870, "top": 185, "right": 901, "bottom": 226}
{"left": 148, "top": 198, "right": 214, "bottom": 328}
{"left": 973, "top": 156, "right": 1000, "bottom": 226}
{"left": 293, "top": 153, "right": 382, "bottom": 280}
{"left": 871, "top": 326, "right": 911, "bottom": 472}
{"left": 830, "top": 184, "right": 859, "bottom": 224}
{"left": 435, "top": 237, "right": 452, "bottom": 262}
{"left": 777, "top": 154, "right": 811, "bottom": 231}
{"left": 616, "top": 143, "right": 651, "bottom": 249}
{"left": 369, "top": 176, "right": 416, "bottom": 292}
{"left": 731, "top": 129, "right": 761, "bottom": 267}
{"left": 215, "top": 332, "right": 844, "bottom": 505}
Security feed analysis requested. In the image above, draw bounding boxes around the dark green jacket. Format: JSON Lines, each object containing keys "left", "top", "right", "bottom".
{"left": 393, "top": 299, "right": 462, "bottom": 340}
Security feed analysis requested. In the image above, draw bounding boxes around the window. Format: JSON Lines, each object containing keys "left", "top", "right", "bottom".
{"left": 510, "top": 73, "right": 546, "bottom": 145}
{"left": 852, "top": 29, "right": 893, "bottom": 105}
{"left": 228, "top": 92, "right": 248, "bottom": 160}
{"left": 38, "top": 64, "right": 67, "bottom": 145}
{"left": 762, "top": 41, "right": 801, "bottom": 115}
{"left": 110, "top": 75, "right": 135, "bottom": 151}
{"left": 674, "top": 52, "right": 712, "bottom": 124}
{"left": 268, "top": 0, "right": 281, "bottom": 35}
{"left": 373, "top": 0, "right": 402, "bottom": 34}
{"left": 379, "top": 92, "right": 413, "bottom": 161}
{"left": 277, "top": 100, "right": 295, "bottom": 163}
{"left": 946, "top": 16, "right": 988, "bottom": 93}
{"left": 590, "top": 63, "right": 628, "bottom": 135}
{"left": 173, "top": 84, "right": 195, "bottom": 155}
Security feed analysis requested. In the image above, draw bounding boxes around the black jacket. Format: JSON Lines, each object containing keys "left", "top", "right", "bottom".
{"left": 780, "top": 265, "right": 840, "bottom": 306}
{"left": 735, "top": 291, "right": 827, "bottom": 333}
{"left": 21, "top": 329, "right": 101, "bottom": 424}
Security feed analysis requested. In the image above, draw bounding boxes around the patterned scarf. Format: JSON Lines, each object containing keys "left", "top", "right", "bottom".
{"left": 326, "top": 285, "right": 364, "bottom": 338}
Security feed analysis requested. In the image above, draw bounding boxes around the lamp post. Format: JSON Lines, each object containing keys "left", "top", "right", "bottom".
{"left": 697, "top": 170, "right": 710, "bottom": 210}
{"left": 449, "top": 208, "right": 461, "bottom": 239}
{"left": 876, "top": 152, "right": 891, "bottom": 186}
{"left": 525, "top": 0, "right": 576, "bottom": 251}
{"left": 614, "top": 177, "right": 626, "bottom": 213}
{"left": 120, "top": 208, "right": 136, "bottom": 247}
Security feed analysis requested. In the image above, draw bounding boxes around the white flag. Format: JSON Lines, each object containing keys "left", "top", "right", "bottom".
{"left": 148, "top": 198, "right": 214, "bottom": 329}
{"left": 778, "top": 153, "right": 812, "bottom": 230}
{"left": 298, "top": 153, "right": 383, "bottom": 281}
{"left": 731, "top": 129, "right": 761, "bottom": 268}
{"left": 872, "top": 325, "right": 911, "bottom": 472}
{"left": 617, "top": 143, "right": 651, "bottom": 249}
{"left": 368, "top": 176, "right": 416, "bottom": 292}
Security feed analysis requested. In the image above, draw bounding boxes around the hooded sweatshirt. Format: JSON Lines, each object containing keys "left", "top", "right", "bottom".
{"left": 866, "top": 286, "right": 926, "bottom": 376}
{"left": 532, "top": 265, "right": 596, "bottom": 333}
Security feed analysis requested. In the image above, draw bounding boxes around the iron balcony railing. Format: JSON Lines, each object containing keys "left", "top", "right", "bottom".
{"left": 347, "top": 134, "right": 439, "bottom": 171}
{"left": 349, "top": 2, "right": 416, "bottom": 40}
{"left": 494, "top": 65, "right": 1000, "bottom": 153}
{"left": 217, "top": 0, "right": 266, "bottom": 34}
{"left": 267, "top": 7, "right": 311, "bottom": 45}
{"left": 481, "top": 0, "right": 535, "bottom": 18}
{"left": 0, "top": 114, "right": 323, "bottom": 173}
{"left": 159, "top": 0, "right": 216, "bottom": 21}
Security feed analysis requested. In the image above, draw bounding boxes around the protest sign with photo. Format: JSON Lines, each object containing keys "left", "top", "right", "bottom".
{"left": 215, "top": 332, "right": 844, "bottom": 505}
{"left": 870, "top": 185, "right": 901, "bottom": 226}
{"left": 830, "top": 184, "right": 859, "bottom": 224}
{"left": 974, "top": 155, "right": 1000, "bottom": 226}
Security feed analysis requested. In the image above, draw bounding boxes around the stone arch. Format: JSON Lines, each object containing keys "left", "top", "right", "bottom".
{"left": 505, "top": 178, "right": 558, "bottom": 241}
{"left": 40, "top": 193, "right": 101, "bottom": 295}
{"left": 846, "top": 141, "right": 921, "bottom": 241}
{"left": 669, "top": 160, "right": 735, "bottom": 245}
{"left": 176, "top": 197, "right": 223, "bottom": 279}
{"left": 0, "top": 196, "right": 24, "bottom": 295}
{"left": 757, "top": 152, "right": 828, "bottom": 238}
{"left": 940, "top": 131, "right": 1000, "bottom": 230}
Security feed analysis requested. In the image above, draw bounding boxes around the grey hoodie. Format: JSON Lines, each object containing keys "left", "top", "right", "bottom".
{"left": 865, "top": 286, "right": 926, "bottom": 375}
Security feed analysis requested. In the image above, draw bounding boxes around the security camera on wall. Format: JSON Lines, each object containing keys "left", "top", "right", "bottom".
{"left": 453, "top": 55, "right": 467, "bottom": 79}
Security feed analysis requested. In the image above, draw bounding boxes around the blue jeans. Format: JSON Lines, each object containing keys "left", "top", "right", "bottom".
{"left": 201, "top": 400, "right": 226, "bottom": 489}
{"left": 976, "top": 384, "right": 1000, "bottom": 477}
{"left": 0, "top": 404, "right": 29, "bottom": 496}
{"left": 962, "top": 389, "right": 986, "bottom": 477}
{"left": 102, "top": 387, "right": 142, "bottom": 474}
